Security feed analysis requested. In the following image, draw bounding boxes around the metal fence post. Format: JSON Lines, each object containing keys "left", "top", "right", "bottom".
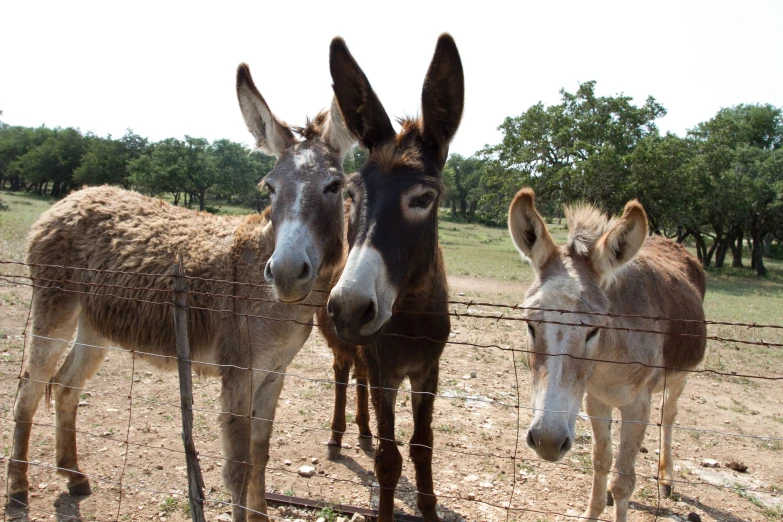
{"left": 172, "top": 254, "right": 207, "bottom": 522}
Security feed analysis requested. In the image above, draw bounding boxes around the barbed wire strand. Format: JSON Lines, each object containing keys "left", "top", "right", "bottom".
{"left": 2, "top": 263, "right": 783, "bottom": 330}
{"left": 3, "top": 330, "right": 783, "bottom": 443}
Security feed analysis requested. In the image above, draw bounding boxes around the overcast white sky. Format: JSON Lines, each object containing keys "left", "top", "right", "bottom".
{"left": 2, "top": 0, "right": 782, "bottom": 156}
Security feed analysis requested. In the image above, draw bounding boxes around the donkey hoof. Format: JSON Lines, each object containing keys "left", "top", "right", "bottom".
{"left": 606, "top": 490, "right": 614, "bottom": 506}
{"left": 68, "top": 479, "right": 92, "bottom": 496}
{"left": 326, "top": 444, "right": 342, "bottom": 461}
{"left": 659, "top": 483, "right": 673, "bottom": 498}
{"left": 8, "top": 490, "right": 29, "bottom": 509}
{"left": 358, "top": 434, "right": 374, "bottom": 452}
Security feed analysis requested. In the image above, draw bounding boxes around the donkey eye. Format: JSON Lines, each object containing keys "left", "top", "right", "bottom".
{"left": 324, "top": 180, "right": 342, "bottom": 194}
{"left": 527, "top": 324, "right": 536, "bottom": 340}
{"left": 586, "top": 328, "right": 600, "bottom": 342}
{"left": 411, "top": 192, "right": 435, "bottom": 208}
{"left": 265, "top": 182, "right": 276, "bottom": 195}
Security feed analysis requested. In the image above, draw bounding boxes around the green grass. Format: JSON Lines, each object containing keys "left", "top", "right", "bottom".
{"left": 0, "top": 191, "right": 55, "bottom": 272}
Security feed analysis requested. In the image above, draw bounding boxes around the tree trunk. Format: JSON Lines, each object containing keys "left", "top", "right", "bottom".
{"left": 730, "top": 228, "right": 743, "bottom": 268}
{"left": 749, "top": 218, "right": 766, "bottom": 277}
{"left": 714, "top": 236, "right": 730, "bottom": 268}
{"left": 451, "top": 201, "right": 456, "bottom": 218}
{"left": 173, "top": 191, "right": 180, "bottom": 206}
{"left": 675, "top": 227, "right": 690, "bottom": 244}
{"left": 459, "top": 198, "right": 467, "bottom": 218}
{"left": 689, "top": 229, "right": 708, "bottom": 266}
{"left": 752, "top": 237, "right": 766, "bottom": 277}
{"left": 198, "top": 189, "right": 206, "bottom": 212}
{"left": 468, "top": 200, "right": 477, "bottom": 222}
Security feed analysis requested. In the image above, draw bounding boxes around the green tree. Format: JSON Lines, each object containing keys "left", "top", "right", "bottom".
{"left": 0, "top": 126, "right": 54, "bottom": 191}
{"left": 73, "top": 129, "right": 148, "bottom": 188}
{"left": 11, "top": 127, "right": 86, "bottom": 197}
{"left": 480, "top": 81, "right": 665, "bottom": 217}
{"left": 688, "top": 104, "right": 782, "bottom": 272}
{"left": 442, "top": 154, "right": 483, "bottom": 220}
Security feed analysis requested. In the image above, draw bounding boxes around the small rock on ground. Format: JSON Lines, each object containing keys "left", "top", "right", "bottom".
{"left": 298, "top": 465, "right": 315, "bottom": 477}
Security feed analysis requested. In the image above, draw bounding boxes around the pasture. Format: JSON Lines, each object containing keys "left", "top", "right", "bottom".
{"left": 1, "top": 192, "right": 782, "bottom": 521}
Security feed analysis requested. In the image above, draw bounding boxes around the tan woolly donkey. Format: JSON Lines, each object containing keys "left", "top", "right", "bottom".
{"left": 7, "top": 64, "right": 355, "bottom": 521}
{"left": 508, "top": 188, "right": 706, "bottom": 522}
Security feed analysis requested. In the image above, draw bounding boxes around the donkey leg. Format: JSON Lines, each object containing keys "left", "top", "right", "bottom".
{"left": 369, "top": 370, "right": 404, "bottom": 522}
{"left": 220, "top": 370, "right": 252, "bottom": 522}
{"left": 326, "top": 358, "right": 350, "bottom": 460}
{"left": 8, "top": 301, "right": 78, "bottom": 507}
{"left": 246, "top": 368, "right": 288, "bottom": 521}
{"left": 658, "top": 372, "right": 687, "bottom": 498}
{"left": 354, "top": 363, "right": 373, "bottom": 452}
{"left": 583, "top": 393, "right": 613, "bottom": 520}
{"left": 610, "top": 396, "right": 651, "bottom": 522}
{"left": 51, "top": 316, "right": 107, "bottom": 496}
{"left": 408, "top": 367, "right": 441, "bottom": 522}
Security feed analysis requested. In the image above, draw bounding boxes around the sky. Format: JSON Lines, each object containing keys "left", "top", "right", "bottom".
{"left": 2, "top": 0, "right": 782, "bottom": 156}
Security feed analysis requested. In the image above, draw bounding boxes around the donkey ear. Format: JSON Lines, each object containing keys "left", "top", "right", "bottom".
{"left": 236, "top": 63, "right": 297, "bottom": 157}
{"left": 420, "top": 33, "right": 464, "bottom": 170}
{"left": 329, "top": 37, "right": 396, "bottom": 150}
{"left": 591, "top": 200, "right": 648, "bottom": 282}
{"left": 508, "top": 188, "right": 556, "bottom": 271}
{"left": 322, "top": 97, "right": 357, "bottom": 163}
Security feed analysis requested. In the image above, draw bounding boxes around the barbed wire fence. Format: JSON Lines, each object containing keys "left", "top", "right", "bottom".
{"left": 0, "top": 258, "right": 781, "bottom": 521}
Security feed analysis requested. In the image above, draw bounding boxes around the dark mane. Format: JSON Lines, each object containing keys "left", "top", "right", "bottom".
{"left": 367, "top": 117, "right": 424, "bottom": 174}
{"left": 293, "top": 110, "right": 329, "bottom": 141}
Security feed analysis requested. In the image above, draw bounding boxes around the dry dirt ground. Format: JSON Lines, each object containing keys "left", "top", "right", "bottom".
{"left": 1, "top": 279, "right": 782, "bottom": 522}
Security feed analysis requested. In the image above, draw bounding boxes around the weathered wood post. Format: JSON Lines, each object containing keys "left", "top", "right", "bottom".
{"left": 172, "top": 254, "right": 207, "bottom": 522}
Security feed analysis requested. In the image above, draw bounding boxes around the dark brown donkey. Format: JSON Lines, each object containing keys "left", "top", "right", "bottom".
{"left": 322, "top": 34, "right": 463, "bottom": 522}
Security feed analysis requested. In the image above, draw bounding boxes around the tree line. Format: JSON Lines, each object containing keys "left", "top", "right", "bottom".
{"left": 441, "top": 82, "right": 782, "bottom": 276}
{"left": 0, "top": 124, "right": 277, "bottom": 212}
{"left": 2, "top": 85, "right": 781, "bottom": 276}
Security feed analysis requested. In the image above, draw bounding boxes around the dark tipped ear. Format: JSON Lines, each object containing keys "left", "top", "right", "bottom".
{"left": 329, "top": 37, "right": 395, "bottom": 150}
{"left": 592, "top": 200, "right": 648, "bottom": 283}
{"left": 236, "top": 63, "right": 296, "bottom": 156}
{"left": 508, "top": 188, "right": 556, "bottom": 271}
{"left": 420, "top": 34, "right": 465, "bottom": 170}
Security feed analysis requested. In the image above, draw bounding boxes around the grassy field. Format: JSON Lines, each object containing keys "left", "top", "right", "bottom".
{"left": 2, "top": 190, "right": 782, "bottom": 329}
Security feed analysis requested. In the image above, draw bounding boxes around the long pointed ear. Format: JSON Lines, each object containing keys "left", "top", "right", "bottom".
{"left": 322, "top": 97, "right": 357, "bottom": 163}
{"left": 420, "top": 33, "right": 465, "bottom": 170}
{"left": 236, "top": 63, "right": 296, "bottom": 156}
{"left": 508, "top": 188, "right": 556, "bottom": 271}
{"left": 329, "top": 37, "right": 395, "bottom": 150}
{"left": 591, "top": 200, "right": 648, "bottom": 282}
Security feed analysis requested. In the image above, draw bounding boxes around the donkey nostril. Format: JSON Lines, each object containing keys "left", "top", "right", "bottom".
{"left": 526, "top": 430, "right": 536, "bottom": 450}
{"left": 264, "top": 260, "right": 274, "bottom": 282}
{"left": 298, "top": 261, "right": 311, "bottom": 282}
{"left": 358, "top": 299, "right": 377, "bottom": 326}
{"left": 560, "top": 436, "right": 572, "bottom": 454}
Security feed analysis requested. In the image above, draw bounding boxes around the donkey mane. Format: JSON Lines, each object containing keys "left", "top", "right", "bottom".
{"left": 367, "top": 117, "right": 424, "bottom": 174}
{"left": 293, "top": 110, "right": 330, "bottom": 141}
{"left": 564, "top": 203, "right": 619, "bottom": 257}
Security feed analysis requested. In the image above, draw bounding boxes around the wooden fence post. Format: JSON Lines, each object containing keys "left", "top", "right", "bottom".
{"left": 172, "top": 254, "right": 207, "bottom": 522}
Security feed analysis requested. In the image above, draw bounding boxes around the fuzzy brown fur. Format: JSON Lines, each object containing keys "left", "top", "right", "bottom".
{"left": 9, "top": 186, "right": 335, "bottom": 521}
{"left": 367, "top": 118, "right": 424, "bottom": 174}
